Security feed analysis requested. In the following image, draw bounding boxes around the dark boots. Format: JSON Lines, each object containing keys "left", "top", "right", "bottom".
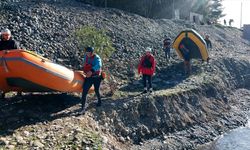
{"left": 96, "top": 99, "right": 102, "bottom": 107}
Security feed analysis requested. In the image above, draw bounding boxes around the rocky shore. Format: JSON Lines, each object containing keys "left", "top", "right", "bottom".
{"left": 0, "top": 0, "right": 250, "bottom": 149}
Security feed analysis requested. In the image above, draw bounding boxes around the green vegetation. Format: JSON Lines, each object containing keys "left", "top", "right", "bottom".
{"left": 75, "top": 26, "right": 115, "bottom": 61}
{"left": 88, "top": 132, "right": 102, "bottom": 150}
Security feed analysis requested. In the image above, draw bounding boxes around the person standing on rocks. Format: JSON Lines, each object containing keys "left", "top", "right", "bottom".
{"left": 0, "top": 28, "right": 20, "bottom": 99}
{"left": 204, "top": 34, "right": 212, "bottom": 49}
{"left": 81, "top": 47, "right": 102, "bottom": 115}
{"left": 163, "top": 36, "right": 171, "bottom": 61}
{"left": 138, "top": 47, "right": 156, "bottom": 93}
{"left": 179, "top": 44, "right": 191, "bottom": 75}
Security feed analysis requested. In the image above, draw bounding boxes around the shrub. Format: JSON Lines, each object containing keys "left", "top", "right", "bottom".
{"left": 75, "top": 26, "right": 115, "bottom": 61}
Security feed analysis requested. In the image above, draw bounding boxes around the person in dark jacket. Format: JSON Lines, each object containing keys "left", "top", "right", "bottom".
{"left": 0, "top": 28, "right": 20, "bottom": 99}
{"left": 138, "top": 47, "right": 156, "bottom": 93}
{"left": 0, "top": 29, "right": 19, "bottom": 51}
{"left": 163, "top": 37, "right": 171, "bottom": 61}
{"left": 204, "top": 35, "right": 212, "bottom": 49}
{"left": 179, "top": 44, "right": 191, "bottom": 75}
{"left": 80, "top": 47, "right": 102, "bottom": 115}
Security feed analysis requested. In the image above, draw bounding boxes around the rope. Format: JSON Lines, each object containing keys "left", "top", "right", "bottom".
{"left": 0, "top": 52, "right": 9, "bottom": 73}
{"left": 3, "top": 57, "right": 9, "bottom": 73}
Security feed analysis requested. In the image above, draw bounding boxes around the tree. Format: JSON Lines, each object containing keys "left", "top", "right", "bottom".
{"left": 77, "top": 0, "right": 225, "bottom": 22}
{"left": 192, "top": 0, "right": 210, "bottom": 17}
{"left": 208, "top": 0, "right": 225, "bottom": 21}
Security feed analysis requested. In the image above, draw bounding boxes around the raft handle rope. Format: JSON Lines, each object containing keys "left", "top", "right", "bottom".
{"left": 0, "top": 51, "right": 9, "bottom": 73}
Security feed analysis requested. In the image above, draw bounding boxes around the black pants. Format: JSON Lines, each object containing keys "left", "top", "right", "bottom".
{"left": 142, "top": 74, "right": 152, "bottom": 89}
{"left": 164, "top": 48, "right": 171, "bottom": 59}
{"left": 81, "top": 76, "right": 102, "bottom": 110}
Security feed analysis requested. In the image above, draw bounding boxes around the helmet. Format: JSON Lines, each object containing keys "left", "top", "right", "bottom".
{"left": 165, "top": 37, "right": 171, "bottom": 40}
{"left": 86, "top": 47, "right": 94, "bottom": 52}
{"left": 145, "top": 47, "right": 152, "bottom": 52}
{"left": 1, "top": 28, "right": 11, "bottom": 35}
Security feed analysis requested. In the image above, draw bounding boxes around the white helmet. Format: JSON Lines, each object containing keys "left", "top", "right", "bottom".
{"left": 1, "top": 28, "right": 11, "bottom": 35}
{"left": 145, "top": 47, "right": 152, "bottom": 52}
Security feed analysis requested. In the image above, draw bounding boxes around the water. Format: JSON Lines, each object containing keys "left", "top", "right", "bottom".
{"left": 214, "top": 112, "right": 250, "bottom": 150}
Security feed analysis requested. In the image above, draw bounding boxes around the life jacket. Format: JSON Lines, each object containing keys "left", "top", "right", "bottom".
{"left": 142, "top": 56, "right": 152, "bottom": 68}
{"left": 83, "top": 54, "right": 102, "bottom": 76}
{"left": 83, "top": 55, "right": 95, "bottom": 73}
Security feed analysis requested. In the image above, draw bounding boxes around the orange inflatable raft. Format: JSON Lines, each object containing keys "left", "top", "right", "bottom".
{"left": 0, "top": 49, "right": 92, "bottom": 93}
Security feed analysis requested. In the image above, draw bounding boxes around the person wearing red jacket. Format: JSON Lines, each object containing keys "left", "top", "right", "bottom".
{"left": 138, "top": 47, "right": 156, "bottom": 93}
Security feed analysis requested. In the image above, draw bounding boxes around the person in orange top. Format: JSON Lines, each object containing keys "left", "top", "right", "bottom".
{"left": 138, "top": 47, "right": 156, "bottom": 93}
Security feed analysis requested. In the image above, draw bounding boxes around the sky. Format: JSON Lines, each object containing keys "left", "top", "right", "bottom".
{"left": 220, "top": 0, "right": 250, "bottom": 28}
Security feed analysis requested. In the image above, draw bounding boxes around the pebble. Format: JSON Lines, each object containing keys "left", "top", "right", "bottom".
{"left": 33, "top": 140, "right": 44, "bottom": 148}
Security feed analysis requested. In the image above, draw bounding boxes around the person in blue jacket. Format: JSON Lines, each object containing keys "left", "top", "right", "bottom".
{"left": 81, "top": 47, "right": 102, "bottom": 115}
